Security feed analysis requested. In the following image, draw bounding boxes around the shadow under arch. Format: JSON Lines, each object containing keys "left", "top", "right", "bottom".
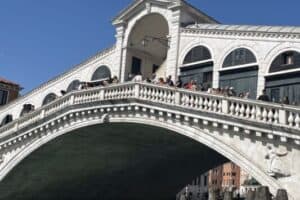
{"left": 0, "top": 115, "right": 283, "bottom": 199}
{"left": 0, "top": 123, "right": 227, "bottom": 200}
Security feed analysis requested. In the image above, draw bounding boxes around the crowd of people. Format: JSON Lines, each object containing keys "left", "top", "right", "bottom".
{"left": 128, "top": 72, "right": 252, "bottom": 99}
{"left": 69, "top": 72, "right": 293, "bottom": 106}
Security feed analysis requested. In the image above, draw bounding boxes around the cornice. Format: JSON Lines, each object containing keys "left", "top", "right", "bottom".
{"left": 181, "top": 27, "right": 300, "bottom": 40}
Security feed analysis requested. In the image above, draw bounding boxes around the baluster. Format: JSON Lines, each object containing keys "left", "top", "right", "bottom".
{"left": 245, "top": 105, "right": 251, "bottom": 118}
{"left": 151, "top": 88, "right": 156, "bottom": 101}
{"left": 274, "top": 110, "right": 279, "bottom": 124}
{"left": 208, "top": 99, "right": 213, "bottom": 111}
{"left": 190, "top": 95, "right": 195, "bottom": 108}
{"left": 185, "top": 95, "right": 190, "bottom": 107}
{"left": 268, "top": 110, "right": 274, "bottom": 123}
{"left": 235, "top": 104, "right": 240, "bottom": 116}
{"left": 213, "top": 99, "right": 218, "bottom": 112}
{"left": 199, "top": 97, "right": 203, "bottom": 109}
{"left": 156, "top": 89, "right": 161, "bottom": 102}
{"left": 163, "top": 91, "right": 168, "bottom": 103}
{"left": 256, "top": 107, "right": 262, "bottom": 121}
{"left": 167, "top": 91, "right": 172, "bottom": 103}
{"left": 204, "top": 98, "right": 209, "bottom": 110}
{"left": 143, "top": 87, "right": 148, "bottom": 99}
{"left": 262, "top": 108, "right": 268, "bottom": 122}
{"left": 194, "top": 96, "right": 199, "bottom": 109}
{"left": 229, "top": 103, "right": 235, "bottom": 115}
{"left": 239, "top": 104, "right": 245, "bottom": 117}
{"left": 288, "top": 112, "right": 294, "bottom": 127}
{"left": 171, "top": 92, "right": 175, "bottom": 104}
{"left": 218, "top": 100, "right": 222, "bottom": 112}
{"left": 251, "top": 106, "right": 256, "bottom": 120}
{"left": 146, "top": 88, "right": 151, "bottom": 100}
{"left": 181, "top": 94, "right": 186, "bottom": 106}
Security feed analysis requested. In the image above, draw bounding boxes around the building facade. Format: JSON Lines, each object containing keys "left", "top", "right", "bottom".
{"left": 0, "top": 78, "right": 20, "bottom": 106}
{"left": 0, "top": 78, "right": 21, "bottom": 127}
{"left": 208, "top": 162, "right": 241, "bottom": 193}
{"left": 0, "top": 1, "right": 300, "bottom": 199}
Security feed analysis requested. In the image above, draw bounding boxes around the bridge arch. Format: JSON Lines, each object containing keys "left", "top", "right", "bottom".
{"left": 0, "top": 114, "right": 282, "bottom": 197}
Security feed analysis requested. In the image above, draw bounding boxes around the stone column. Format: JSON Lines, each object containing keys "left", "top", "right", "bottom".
{"left": 254, "top": 187, "right": 271, "bottom": 200}
{"left": 113, "top": 23, "right": 126, "bottom": 82}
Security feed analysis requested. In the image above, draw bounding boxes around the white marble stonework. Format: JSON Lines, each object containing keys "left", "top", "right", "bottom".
{"left": 0, "top": 0, "right": 299, "bottom": 199}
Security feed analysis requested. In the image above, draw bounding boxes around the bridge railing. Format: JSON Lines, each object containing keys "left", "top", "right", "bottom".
{"left": 0, "top": 82, "right": 300, "bottom": 138}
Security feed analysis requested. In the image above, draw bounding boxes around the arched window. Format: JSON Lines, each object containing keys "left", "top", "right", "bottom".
{"left": 67, "top": 80, "right": 81, "bottom": 92}
{"left": 266, "top": 51, "right": 300, "bottom": 105}
{"left": 183, "top": 46, "right": 212, "bottom": 64}
{"left": 223, "top": 48, "right": 257, "bottom": 68}
{"left": 20, "top": 104, "right": 35, "bottom": 117}
{"left": 42, "top": 93, "right": 57, "bottom": 106}
{"left": 91, "top": 66, "right": 111, "bottom": 81}
{"left": 1, "top": 114, "right": 13, "bottom": 126}
{"left": 269, "top": 51, "right": 300, "bottom": 73}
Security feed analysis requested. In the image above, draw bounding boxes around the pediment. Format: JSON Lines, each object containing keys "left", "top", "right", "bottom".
{"left": 112, "top": 0, "right": 218, "bottom": 26}
{"left": 112, "top": 0, "right": 181, "bottom": 25}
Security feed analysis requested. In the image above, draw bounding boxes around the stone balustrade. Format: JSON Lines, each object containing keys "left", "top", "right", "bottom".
{"left": 0, "top": 82, "right": 299, "bottom": 141}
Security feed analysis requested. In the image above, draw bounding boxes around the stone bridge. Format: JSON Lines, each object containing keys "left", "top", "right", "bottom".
{"left": 0, "top": 82, "right": 299, "bottom": 199}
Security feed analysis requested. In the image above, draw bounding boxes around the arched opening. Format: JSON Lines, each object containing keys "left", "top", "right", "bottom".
{"left": 125, "top": 13, "right": 169, "bottom": 81}
{"left": 91, "top": 66, "right": 111, "bottom": 81}
{"left": 266, "top": 51, "right": 300, "bottom": 105}
{"left": 66, "top": 80, "right": 81, "bottom": 93}
{"left": 220, "top": 48, "right": 258, "bottom": 99}
{"left": 180, "top": 46, "right": 213, "bottom": 90}
{"left": 0, "top": 114, "right": 13, "bottom": 127}
{"left": 42, "top": 93, "right": 58, "bottom": 106}
{"left": 20, "top": 104, "right": 35, "bottom": 117}
{"left": 0, "top": 123, "right": 228, "bottom": 200}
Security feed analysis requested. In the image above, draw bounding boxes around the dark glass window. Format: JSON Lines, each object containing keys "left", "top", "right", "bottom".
{"left": 223, "top": 48, "right": 257, "bottom": 68}
{"left": 269, "top": 51, "right": 300, "bottom": 73}
{"left": 67, "top": 80, "right": 81, "bottom": 92}
{"left": 152, "top": 64, "right": 159, "bottom": 73}
{"left": 20, "top": 104, "right": 35, "bottom": 117}
{"left": 1, "top": 114, "right": 13, "bottom": 126}
{"left": 0, "top": 90, "right": 8, "bottom": 106}
{"left": 42, "top": 93, "right": 57, "bottom": 106}
{"left": 131, "top": 57, "right": 142, "bottom": 75}
{"left": 183, "top": 46, "right": 212, "bottom": 64}
{"left": 91, "top": 66, "right": 111, "bottom": 81}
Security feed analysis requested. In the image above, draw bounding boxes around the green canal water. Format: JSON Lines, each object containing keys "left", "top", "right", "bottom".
{"left": 0, "top": 123, "right": 227, "bottom": 200}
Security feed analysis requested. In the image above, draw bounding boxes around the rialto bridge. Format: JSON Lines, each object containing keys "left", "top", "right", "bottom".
{"left": 0, "top": 0, "right": 300, "bottom": 199}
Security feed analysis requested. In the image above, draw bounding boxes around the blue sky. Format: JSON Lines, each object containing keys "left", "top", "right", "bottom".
{"left": 1, "top": 0, "right": 300, "bottom": 94}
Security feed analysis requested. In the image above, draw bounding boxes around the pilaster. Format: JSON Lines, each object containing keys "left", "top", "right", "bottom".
{"left": 166, "top": 9, "right": 181, "bottom": 81}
